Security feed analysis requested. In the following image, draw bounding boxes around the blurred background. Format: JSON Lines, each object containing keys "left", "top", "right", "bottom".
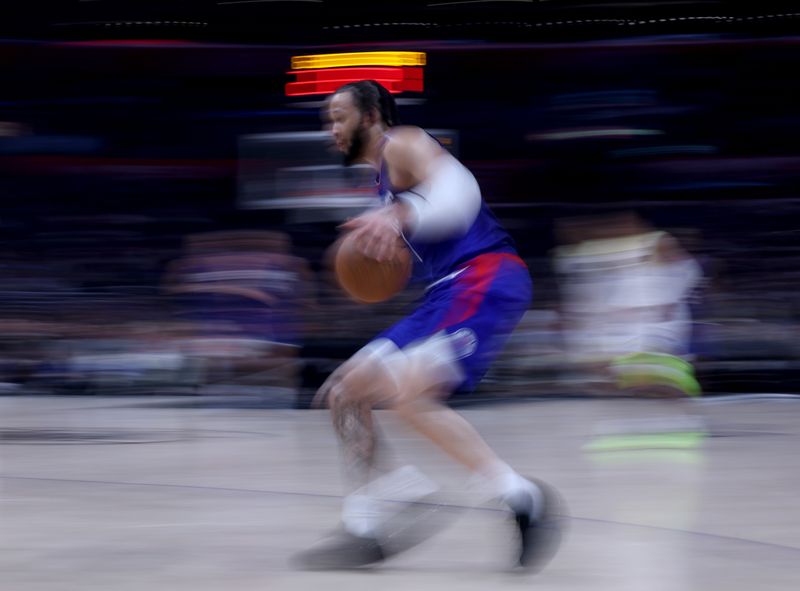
{"left": 1, "top": 0, "right": 800, "bottom": 406}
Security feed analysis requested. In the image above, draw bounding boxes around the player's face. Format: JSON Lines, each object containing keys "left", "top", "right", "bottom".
{"left": 327, "top": 91, "right": 367, "bottom": 165}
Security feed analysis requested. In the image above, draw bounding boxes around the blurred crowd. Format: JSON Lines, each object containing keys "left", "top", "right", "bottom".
{"left": 1, "top": 35, "right": 799, "bottom": 403}
{"left": 0, "top": 202, "right": 795, "bottom": 405}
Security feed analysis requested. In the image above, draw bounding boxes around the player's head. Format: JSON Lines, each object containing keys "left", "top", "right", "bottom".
{"left": 326, "top": 80, "right": 399, "bottom": 165}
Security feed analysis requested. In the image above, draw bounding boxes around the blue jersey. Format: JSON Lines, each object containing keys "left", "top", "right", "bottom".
{"left": 371, "top": 138, "right": 532, "bottom": 395}
{"left": 377, "top": 158, "right": 517, "bottom": 286}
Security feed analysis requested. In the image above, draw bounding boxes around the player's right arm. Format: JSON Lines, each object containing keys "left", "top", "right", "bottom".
{"left": 340, "top": 127, "right": 482, "bottom": 261}
{"left": 383, "top": 127, "right": 482, "bottom": 242}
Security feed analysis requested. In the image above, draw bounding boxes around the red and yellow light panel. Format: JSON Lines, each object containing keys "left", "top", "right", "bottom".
{"left": 286, "top": 66, "right": 423, "bottom": 96}
{"left": 291, "top": 51, "right": 426, "bottom": 70}
{"left": 286, "top": 51, "right": 426, "bottom": 97}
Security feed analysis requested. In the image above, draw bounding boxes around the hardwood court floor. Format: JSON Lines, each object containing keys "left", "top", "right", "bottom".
{"left": 0, "top": 394, "right": 797, "bottom": 590}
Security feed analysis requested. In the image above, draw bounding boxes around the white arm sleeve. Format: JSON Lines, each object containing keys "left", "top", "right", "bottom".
{"left": 395, "top": 154, "right": 482, "bottom": 242}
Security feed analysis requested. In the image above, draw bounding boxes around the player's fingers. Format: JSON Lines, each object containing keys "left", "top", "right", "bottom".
{"left": 375, "top": 236, "right": 393, "bottom": 262}
{"left": 361, "top": 230, "right": 379, "bottom": 254}
{"left": 365, "top": 233, "right": 388, "bottom": 261}
{"left": 382, "top": 233, "right": 404, "bottom": 262}
{"left": 354, "top": 229, "right": 372, "bottom": 256}
{"left": 351, "top": 226, "right": 376, "bottom": 258}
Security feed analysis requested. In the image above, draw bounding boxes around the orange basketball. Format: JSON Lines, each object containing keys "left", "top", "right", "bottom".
{"left": 332, "top": 232, "right": 412, "bottom": 304}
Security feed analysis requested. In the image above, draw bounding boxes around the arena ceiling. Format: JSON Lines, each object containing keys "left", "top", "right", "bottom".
{"left": 3, "top": 1, "right": 800, "bottom": 44}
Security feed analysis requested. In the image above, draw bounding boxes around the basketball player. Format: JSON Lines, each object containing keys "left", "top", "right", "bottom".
{"left": 163, "top": 230, "right": 312, "bottom": 394}
{"left": 295, "top": 80, "right": 561, "bottom": 570}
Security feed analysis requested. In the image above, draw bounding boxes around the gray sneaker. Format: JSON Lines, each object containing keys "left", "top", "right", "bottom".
{"left": 292, "top": 493, "right": 456, "bottom": 570}
{"left": 508, "top": 478, "right": 566, "bottom": 572}
{"left": 292, "top": 528, "right": 385, "bottom": 570}
{"left": 379, "top": 492, "right": 456, "bottom": 557}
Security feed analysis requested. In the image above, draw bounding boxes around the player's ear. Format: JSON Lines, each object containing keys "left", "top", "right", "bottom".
{"left": 364, "top": 106, "right": 380, "bottom": 127}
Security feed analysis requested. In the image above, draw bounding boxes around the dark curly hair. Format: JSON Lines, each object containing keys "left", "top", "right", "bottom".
{"left": 334, "top": 80, "right": 400, "bottom": 127}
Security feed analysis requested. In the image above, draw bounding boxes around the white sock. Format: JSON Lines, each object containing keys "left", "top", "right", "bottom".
{"left": 342, "top": 465, "right": 439, "bottom": 537}
{"left": 342, "top": 494, "right": 382, "bottom": 538}
{"left": 471, "top": 461, "right": 543, "bottom": 513}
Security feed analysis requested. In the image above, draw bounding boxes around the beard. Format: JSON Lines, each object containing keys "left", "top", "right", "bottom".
{"left": 343, "top": 122, "right": 368, "bottom": 166}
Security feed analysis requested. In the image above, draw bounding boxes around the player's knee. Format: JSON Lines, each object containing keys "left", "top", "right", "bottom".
{"left": 336, "top": 365, "right": 368, "bottom": 401}
{"left": 331, "top": 356, "right": 392, "bottom": 407}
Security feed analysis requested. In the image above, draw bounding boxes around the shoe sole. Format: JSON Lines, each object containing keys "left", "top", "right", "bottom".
{"left": 292, "top": 494, "right": 458, "bottom": 571}
{"left": 291, "top": 531, "right": 386, "bottom": 570}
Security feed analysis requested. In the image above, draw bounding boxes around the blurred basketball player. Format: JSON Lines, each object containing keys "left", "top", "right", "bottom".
{"left": 294, "top": 81, "right": 562, "bottom": 570}
{"left": 163, "top": 230, "right": 313, "bottom": 395}
{"left": 553, "top": 212, "right": 703, "bottom": 398}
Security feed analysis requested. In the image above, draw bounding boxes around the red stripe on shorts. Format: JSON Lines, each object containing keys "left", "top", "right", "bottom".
{"left": 435, "top": 253, "right": 526, "bottom": 330}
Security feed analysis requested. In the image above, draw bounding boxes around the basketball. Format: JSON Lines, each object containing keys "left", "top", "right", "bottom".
{"left": 331, "top": 232, "right": 412, "bottom": 303}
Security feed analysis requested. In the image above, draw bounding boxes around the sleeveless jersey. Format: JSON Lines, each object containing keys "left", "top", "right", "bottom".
{"left": 377, "top": 153, "right": 517, "bottom": 285}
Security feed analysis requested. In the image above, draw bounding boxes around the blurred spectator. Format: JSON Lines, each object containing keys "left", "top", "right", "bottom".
{"left": 162, "top": 229, "right": 315, "bottom": 396}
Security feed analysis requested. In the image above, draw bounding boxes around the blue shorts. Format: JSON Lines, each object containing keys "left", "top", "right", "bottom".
{"left": 374, "top": 252, "right": 533, "bottom": 394}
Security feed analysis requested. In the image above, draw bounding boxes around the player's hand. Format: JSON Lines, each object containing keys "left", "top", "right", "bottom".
{"left": 340, "top": 207, "right": 403, "bottom": 262}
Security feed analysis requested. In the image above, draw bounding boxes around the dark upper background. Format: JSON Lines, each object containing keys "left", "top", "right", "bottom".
{"left": 6, "top": 1, "right": 800, "bottom": 44}
{"left": 2, "top": 2, "right": 799, "bottom": 246}
{"left": 0, "top": 1, "right": 799, "bottom": 394}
